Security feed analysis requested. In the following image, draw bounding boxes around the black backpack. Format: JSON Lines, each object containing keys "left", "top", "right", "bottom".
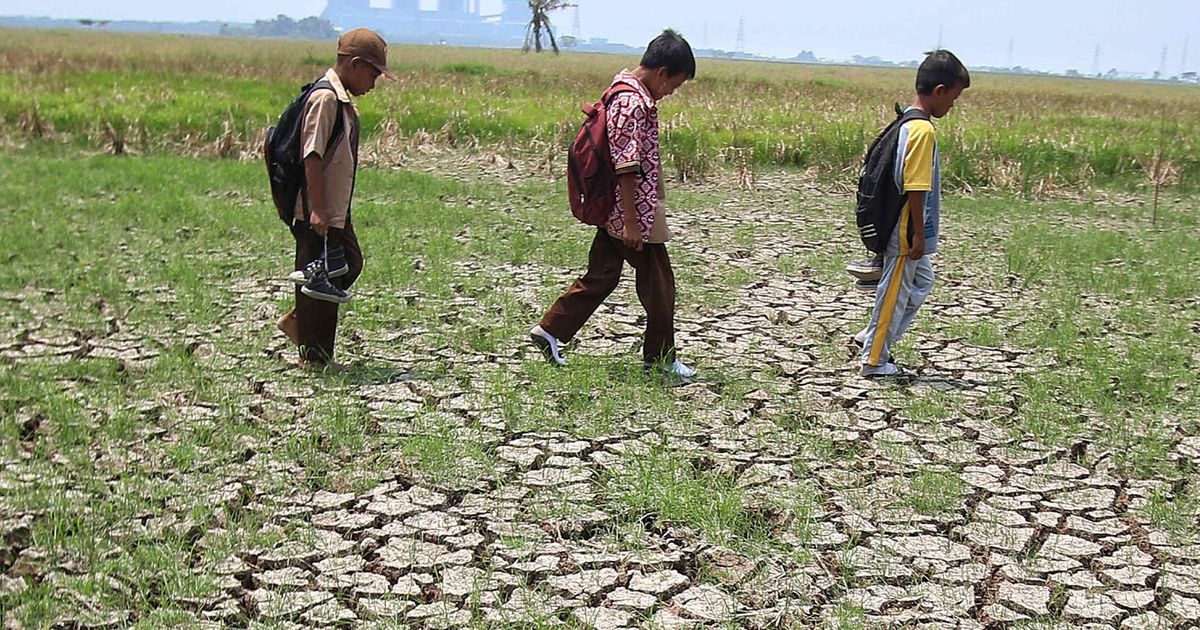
{"left": 854, "top": 104, "right": 931, "bottom": 253}
{"left": 263, "top": 78, "right": 345, "bottom": 226}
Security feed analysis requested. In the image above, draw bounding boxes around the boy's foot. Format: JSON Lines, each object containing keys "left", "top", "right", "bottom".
{"left": 645, "top": 359, "right": 697, "bottom": 379}
{"left": 529, "top": 325, "right": 567, "bottom": 366}
{"left": 850, "top": 331, "right": 891, "bottom": 364}
{"left": 860, "top": 362, "right": 905, "bottom": 378}
{"left": 301, "top": 270, "right": 352, "bottom": 304}
{"left": 846, "top": 258, "right": 884, "bottom": 281}
{"left": 277, "top": 312, "right": 300, "bottom": 346}
{"left": 854, "top": 279, "right": 879, "bottom": 292}
{"left": 299, "top": 358, "right": 348, "bottom": 373}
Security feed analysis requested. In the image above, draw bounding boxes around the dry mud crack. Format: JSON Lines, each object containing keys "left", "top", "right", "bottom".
{"left": 1, "top": 160, "right": 1197, "bottom": 629}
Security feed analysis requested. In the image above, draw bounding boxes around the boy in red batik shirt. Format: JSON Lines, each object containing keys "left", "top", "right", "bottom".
{"left": 530, "top": 29, "right": 697, "bottom": 377}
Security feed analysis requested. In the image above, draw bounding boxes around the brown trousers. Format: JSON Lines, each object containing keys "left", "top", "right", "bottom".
{"left": 284, "top": 218, "right": 363, "bottom": 364}
{"left": 540, "top": 229, "right": 676, "bottom": 364}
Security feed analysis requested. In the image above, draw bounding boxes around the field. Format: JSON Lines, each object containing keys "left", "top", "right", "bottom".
{"left": 1, "top": 28, "right": 1199, "bottom": 630}
{"left": 3, "top": 30, "right": 1200, "bottom": 191}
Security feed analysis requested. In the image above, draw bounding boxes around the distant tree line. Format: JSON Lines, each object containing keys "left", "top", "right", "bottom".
{"left": 220, "top": 15, "right": 336, "bottom": 40}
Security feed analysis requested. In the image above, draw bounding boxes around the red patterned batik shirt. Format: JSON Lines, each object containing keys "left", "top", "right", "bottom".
{"left": 604, "top": 71, "right": 659, "bottom": 240}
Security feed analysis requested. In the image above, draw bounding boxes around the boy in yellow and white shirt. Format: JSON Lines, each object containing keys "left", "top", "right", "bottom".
{"left": 856, "top": 50, "right": 970, "bottom": 378}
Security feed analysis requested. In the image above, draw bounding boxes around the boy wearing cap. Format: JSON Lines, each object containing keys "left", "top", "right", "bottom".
{"left": 277, "top": 28, "right": 394, "bottom": 368}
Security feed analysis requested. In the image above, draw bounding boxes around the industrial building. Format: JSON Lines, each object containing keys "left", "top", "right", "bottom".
{"left": 321, "top": 0, "right": 529, "bottom": 47}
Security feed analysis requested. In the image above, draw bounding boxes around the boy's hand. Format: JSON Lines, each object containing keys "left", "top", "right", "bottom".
{"left": 908, "top": 235, "right": 926, "bottom": 260}
{"left": 621, "top": 223, "right": 643, "bottom": 251}
{"left": 310, "top": 210, "right": 329, "bottom": 236}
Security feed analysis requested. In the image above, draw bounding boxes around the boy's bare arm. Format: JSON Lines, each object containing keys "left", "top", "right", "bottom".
{"left": 906, "top": 191, "right": 926, "bottom": 260}
{"left": 618, "top": 173, "right": 643, "bottom": 251}
{"left": 304, "top": 155, "right": 328, "bottom": 235}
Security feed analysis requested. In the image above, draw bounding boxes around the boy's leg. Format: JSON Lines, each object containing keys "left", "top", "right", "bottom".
{"left": 277, "top": 307, "right": 300, "bottom": 346}
{"left": 539, "top": 229, "right": 624, "bottom": 343}
{"left": 292, "top": 222, "right": 340, "bottom": 364}
{"left": 894, "top": 256, "right": 935, "bottom": 342}
{"left": 861, "top": 254, "right": 917, "bottom": 368}
{"left": 623, "top": 243, "right": 676, "bottom": 364}
{"left": 301, "top": 220, "right": 361, "bottom": 363}
{"left": 301, "top": 230, "right": 352, "bottom": 305}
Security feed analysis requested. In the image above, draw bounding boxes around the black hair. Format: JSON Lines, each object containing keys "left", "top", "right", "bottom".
{"left": 916, "top": 49, "right": 970, "bottom": 94}
{"left": 640, "top": 29, "right": 696, "bottom": 79}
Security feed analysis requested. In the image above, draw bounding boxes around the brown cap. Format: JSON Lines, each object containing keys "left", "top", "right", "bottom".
{"left": 337, "top": 28, "right": 396, "bottom": 80}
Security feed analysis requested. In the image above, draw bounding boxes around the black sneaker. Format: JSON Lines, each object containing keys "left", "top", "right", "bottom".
{"left": 846, "top": 257, "right": 884, "bottom": 281}
{"left": 289, "top": 259, "right": 323, "bottom": 285}
{"left": 854, "top": 278, "right": 879, "bottom": 292}
{"left": 326, "top": 244, "right": 349, "bottom": 278}
{"left": 301, "top": 269, "right": 352, "bottom": 304}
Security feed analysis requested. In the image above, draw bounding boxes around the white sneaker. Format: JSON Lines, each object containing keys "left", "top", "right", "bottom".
{"left": 529, "top": 325, "right": 567, "bottom": 366}
{"left": 668, "top": 360, "right": 697, "bottom": 378}
{"left": 860, "top": 362, "right": 904, "bottom": 378}
{"left": 646, "top": 359, "right": 696, "bottom": 378}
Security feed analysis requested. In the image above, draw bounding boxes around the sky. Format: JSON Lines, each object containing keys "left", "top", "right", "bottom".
{"left": 1, "top": 1, "right": 1197, "bottom": 74}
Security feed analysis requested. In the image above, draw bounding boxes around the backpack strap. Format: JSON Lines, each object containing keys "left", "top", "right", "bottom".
{"left": 601, "top": 82, "right": 639, "bottom": 105}
{"left": 892, "top": 107, "right": 931, "bottom": 242}
{"left": 860, "top": 105, "right": 931, "bottom": 167}
{"left": 897, "top": 106, "right": 931, "bottom": 125}
{"left": 598, "top": 83, "right": 645, "bottom": 179}
{"left": 309, "top": 79, "right": 347, "bottom": 159}
{"left": 582, "top": 83, "right": 640, "bottom": 118}
{"left": 299, "top": 78, "right": 347, "bottom": 223}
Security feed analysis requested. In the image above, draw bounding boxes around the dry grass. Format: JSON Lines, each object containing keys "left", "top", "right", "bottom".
{"left": 1, "top": 28, "right": 1199, "bottom": 192}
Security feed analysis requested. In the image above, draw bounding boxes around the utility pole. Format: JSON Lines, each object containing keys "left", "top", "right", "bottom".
{"left": 735, "top": 17, "right": 745, "bottom": 55}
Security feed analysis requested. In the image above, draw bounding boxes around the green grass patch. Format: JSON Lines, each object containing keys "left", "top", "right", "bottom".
{"left": 4, "top": 28, "right": 1199, "bottom": 191}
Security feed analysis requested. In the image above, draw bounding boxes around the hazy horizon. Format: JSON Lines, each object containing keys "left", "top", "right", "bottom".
{"left": 1, "top": 1, "right": 1196, "bottom": 75}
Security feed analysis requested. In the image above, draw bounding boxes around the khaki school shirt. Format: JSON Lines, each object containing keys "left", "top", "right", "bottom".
{"left": 292, "top": 68, "right": 359, "bottom": 230}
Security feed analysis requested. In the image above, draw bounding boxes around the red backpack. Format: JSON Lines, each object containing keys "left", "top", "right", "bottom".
{"left": 566, "top": 83, "right": 638, "bottom": 226}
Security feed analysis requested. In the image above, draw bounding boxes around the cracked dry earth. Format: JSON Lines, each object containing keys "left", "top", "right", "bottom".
{"left": 2, "top": 159, "right": 1198, "bottom": 629}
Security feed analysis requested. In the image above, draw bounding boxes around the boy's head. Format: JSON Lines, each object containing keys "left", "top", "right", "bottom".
{"left": 638, "top": 29, "right": 695, "bottom": 101}
{"left": 334, "top": 28, "right": 395, "bottom": 97}
{"left": 915, "top": 49, "right": 970, "bottom": 117}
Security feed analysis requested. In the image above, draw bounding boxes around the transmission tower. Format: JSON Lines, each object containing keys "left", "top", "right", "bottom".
{"left": 735, "top": 17, "right": 745, "bottom": 55}
{"left": 1159, "top": 45, "right": 1169, "bottom": 76}
{"left": 572, "top": 6, "right": 581, "bottom": 40}
{"left": 1182, "top": 36, "right": 1190, "bottom": 73}
{"left": 1007, "top": 38, "right": 1014, "bottom": 68}
{"left": 1091, "top": 44, "right": 1101, "bottom": 76}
